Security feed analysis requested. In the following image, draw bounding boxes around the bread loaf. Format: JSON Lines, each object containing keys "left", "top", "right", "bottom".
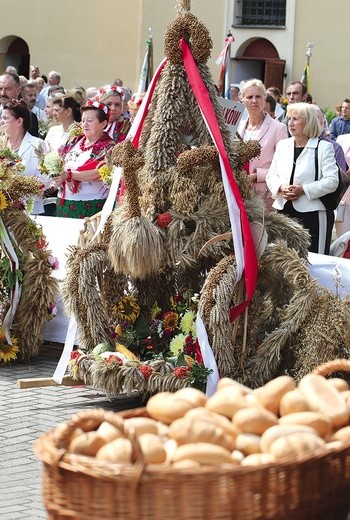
{"left": 278, "top": 411, "right": 332, "bottom": 438}
{"left": 269, "top": 431, "right": 325, "bottom": 459}
{"left": 298, "top": 374, "right": 349, "bottom": 429}
{"left": 233, "top": 406, "right": 278, "bottom": 435}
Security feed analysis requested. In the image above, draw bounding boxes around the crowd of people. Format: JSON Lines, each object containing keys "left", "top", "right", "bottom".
{"left": 0, "top": 63, "right": 349, "bottom": 256}
{"left": 0, "top": 66, "right": 144, "bottom": 219}
{"left": 234, "top": 80, "right": 350, "bottom": 256}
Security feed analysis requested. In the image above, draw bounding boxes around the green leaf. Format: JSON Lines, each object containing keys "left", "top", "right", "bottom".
{"left": 15, "top": 269, "right": 23, "bottom": 282}
{"left": 175, "top": 352, "right": 186, "bottom": 367}
{"left": 7, "top": 271, "right": 15, "bottom": 289}
{"left": 133, "top": 315, "right": 150, "bottom": 338}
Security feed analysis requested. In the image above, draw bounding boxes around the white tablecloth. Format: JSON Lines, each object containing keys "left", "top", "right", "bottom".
{"left": 32, "top": 216, "right": 85, "bottom": 343}
{"left": 31, "top": 216, "right": 350, "bottom": 344}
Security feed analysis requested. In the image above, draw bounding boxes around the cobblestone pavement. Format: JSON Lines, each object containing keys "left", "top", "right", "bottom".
{"left": 0, "top": 343, "right": 142, "bottom": 520}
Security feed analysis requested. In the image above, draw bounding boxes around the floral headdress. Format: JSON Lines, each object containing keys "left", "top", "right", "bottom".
{"left": 84, "top": 99, "right": 110, "bottom": 118}
{"left": 97, "top": 84, "right": 124, "bottom": 103}
{"left": 128, "top": 92, "right": 145, "bottom": 112}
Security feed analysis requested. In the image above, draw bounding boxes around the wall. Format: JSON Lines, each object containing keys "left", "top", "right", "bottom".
{"left": 0, "top": 0, "right": 227, "bottom": 94}
{"left": 292, "top": 0, "right": 348, "bottom": 110}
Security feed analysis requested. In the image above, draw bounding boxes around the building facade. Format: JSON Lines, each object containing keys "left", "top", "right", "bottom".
{"left": 0, "top": 0, "right": 347, "bottom": 110}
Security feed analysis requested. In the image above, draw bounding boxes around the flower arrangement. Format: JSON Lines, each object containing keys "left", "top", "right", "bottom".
{"left": 0, "top": 138, "right": 42, "bottom": 213}
{"left": 35, "top": 143, "right": 65, "bottom": 178}
{"left": 0, "top": 327, "right": 19, "bottom": 364}
{"left": 68, "top": 291, "right": 212, "bottom": 393}
{"left": 97, "top": 150, "right": 114, "bottom": 187}
{"left": 68, "top": 123, "right": 83, "bottom": 139}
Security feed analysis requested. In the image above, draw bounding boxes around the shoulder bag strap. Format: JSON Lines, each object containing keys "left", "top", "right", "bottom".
{"left": 314, "top": 139, "right": 320, "bottom": 181}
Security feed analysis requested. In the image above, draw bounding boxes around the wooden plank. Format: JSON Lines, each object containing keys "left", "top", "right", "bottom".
{"left": 16, "top": 375, "right": 84, "bottom": 389}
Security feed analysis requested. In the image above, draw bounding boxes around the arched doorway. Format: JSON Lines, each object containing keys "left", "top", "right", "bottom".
{"left": 0, "top": 36, "right": 30, "bottom": 77}
{"left": 233, "top": 38, "right": 285, "bottom": 93}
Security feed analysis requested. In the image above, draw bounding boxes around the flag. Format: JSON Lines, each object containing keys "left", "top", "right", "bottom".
{"left": 301, "top": 63, "right": 310, "bottom": 93}
{"left": 137, "top": 30, "right": 154, "bottom": 94}
{"left": 216, "top": 35, "right": 234, "bottom": 98}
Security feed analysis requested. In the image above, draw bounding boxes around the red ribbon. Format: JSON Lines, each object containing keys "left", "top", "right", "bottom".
{"left": 180, "top": 38, "right": 258, "bottom": 321}
{"left": 118, "top": 58, "right": 168, "bottom": 201}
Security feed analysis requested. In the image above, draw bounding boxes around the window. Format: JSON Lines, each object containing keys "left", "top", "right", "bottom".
{"left": 235, "top": 0, "right": 286, "bottom": 27}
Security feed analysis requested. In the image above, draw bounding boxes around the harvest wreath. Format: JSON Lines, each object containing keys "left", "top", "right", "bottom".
{"left": 0, "top": 139, "right": 59, "bottom": 363}
{"left": 62, "top": 5, "right": 350, "bottom": 397}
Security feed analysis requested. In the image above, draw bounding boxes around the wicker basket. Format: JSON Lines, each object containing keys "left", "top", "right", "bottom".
{"left": 34, "top": 359, "right": 350, "bottom": 520}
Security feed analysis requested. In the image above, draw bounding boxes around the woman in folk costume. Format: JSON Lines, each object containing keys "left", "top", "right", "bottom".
{"left": 97, "top": 84, "right": 131, "bottom": 143}
{"left": 237, "top": 79, "right": 288, "bottom": 211}
{"left": 56, "top": 100, "right": 114, "bottom": 218}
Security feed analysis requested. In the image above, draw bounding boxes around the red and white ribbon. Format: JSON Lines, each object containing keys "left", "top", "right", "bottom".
{"left": 215, "top": 35, "right": 235, "bottom": 66}
{"left": 180, "top": 38, "right": 258, "bottom": 321}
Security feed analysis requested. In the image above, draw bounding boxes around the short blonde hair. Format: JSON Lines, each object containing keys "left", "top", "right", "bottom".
{"left": 240, "top": 79, "right": 267, "bottom": 99}
{"left": 287, "top": 102, "right": 321, "bottom": 138}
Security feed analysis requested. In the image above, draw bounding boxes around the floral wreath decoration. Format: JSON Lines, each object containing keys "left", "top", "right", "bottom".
{"left": 68, "top": 291, "right": 212, "bottom": 394}
{"left": 97, "top": 84, "right": 125, "bottom": 101}
{"left": 0, "top": 140, "right": 59, "bottom": 363}
{"left": 85, "top": 100, "right": 110, "bottom": 118}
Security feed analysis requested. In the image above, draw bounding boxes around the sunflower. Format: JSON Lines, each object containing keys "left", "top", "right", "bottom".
{"left": 163, "top": 311, "right": 179, "bottom": 331}
{"left": 0, "top": 190, "right": 8, "bottom": 211}
{"left": 0, "top": 337, "right": 19, "bottom": 364}
{"left": 113, "top": 296, "right": 140, "bottom": 324}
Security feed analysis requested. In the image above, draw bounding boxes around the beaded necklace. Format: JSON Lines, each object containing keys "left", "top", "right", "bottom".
{"left": 79, "top": 136, "right": 95, "bottom": 152}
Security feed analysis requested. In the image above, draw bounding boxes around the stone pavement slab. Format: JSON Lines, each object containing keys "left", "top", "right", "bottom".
{"left": 0, "top": 343, "right": 142, "bottom": 520}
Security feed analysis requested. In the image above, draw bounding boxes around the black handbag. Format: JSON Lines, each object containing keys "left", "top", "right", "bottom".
{"left": 314, "top": 139, "right": 350, "bottom": 211}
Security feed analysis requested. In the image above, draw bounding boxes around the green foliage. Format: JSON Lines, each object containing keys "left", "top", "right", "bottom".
{"left": 322, "top": 107, "right": 336, "bottom": 125}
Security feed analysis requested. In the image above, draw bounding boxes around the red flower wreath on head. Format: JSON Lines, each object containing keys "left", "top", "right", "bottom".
{"left": 85, "top": 99, "right": 110, "bottom": 118}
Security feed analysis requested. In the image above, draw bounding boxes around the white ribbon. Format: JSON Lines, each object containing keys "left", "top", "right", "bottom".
{"left": 91, "top": 166, "right": 122, "bottom": 242}
{"left": 196, "top": 315, "right": 220, "bottom": 396}
{"left": 0, "top": 217, "right": 22, "bottom": 344}
{"left": 52, "top": 316, "right": 78, "bottom": 384}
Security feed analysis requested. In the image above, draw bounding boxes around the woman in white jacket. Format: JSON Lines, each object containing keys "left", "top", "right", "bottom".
{"left": 266, "top": 102, "right": 338, "bottom": 254}
{"left": 1, "top": 100, "right": 49, "bottom": 214}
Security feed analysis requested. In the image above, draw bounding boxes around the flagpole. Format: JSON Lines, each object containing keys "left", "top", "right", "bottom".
{"left": 304, "top": 42, "right": 313, "bottom": 93}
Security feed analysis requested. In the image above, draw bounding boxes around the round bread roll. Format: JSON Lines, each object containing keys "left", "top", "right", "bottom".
{"left": 69, "top": 431, "right": 106, "bottom": 457}
{"left": 260, "top": 424, "right": 317, "bottom": 453}
{"left": 95, "top": 437, "right": 132, "bottom": 463}
{"left": 241, "top": 453, "right": 276, "bottom": 466}
{"left": 235, "top": 433, "right": 261, "bottom": 455}
{"left": 172, "top": 443, "right": 238, "bottom": 465}
{"left": 326, "top": 378, "right": 349, "bottom": 392}
{"left": 279, "top": 389, "right": 311, "bottom": 416}
{"left": 253, "top": 375, "right": 295, "bottom": 415}
{"left": 216, "top": 378, "right": 252, "bottom": 395}
{"left": 168, "top": 417, "right": 235, "bottom": 451}
{"left": 124, "top": 417, "right": 159, "bottom": 437}
{"left": 331, "top": 425, "right": 350, "bottom": 443}
{"left": 206, "top": 388, "right": 248, "bottom": 418}
{"left": 184, "top": 407, "right": 239, "bottom": 439}
{"left": 278, "top": 411, "right": 332, "bottom": 439}
{"left": 97, "top": 421, "right": 123, "bottom": 443}
{"left": 231, "top": 450, "right": 245, "bottom": 463}
{"left": 269, "top": 431, "right": 325, "bottom": 460}
{"left": 138, "top": 433, "right": 167, "bottom": 464}
{"left": 232, "top": 406, "right": 278, "bottom": 435}
{"left": 174, "top": 387, "right": 207, "bottom": 407}
{"left": 146, "top": 392, "right": 194, "bottom": 424}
